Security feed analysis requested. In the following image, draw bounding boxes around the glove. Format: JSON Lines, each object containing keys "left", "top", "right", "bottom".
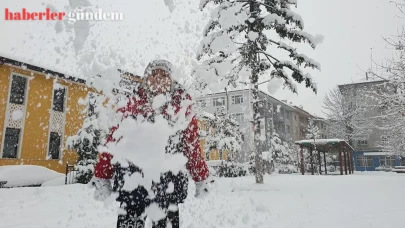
{"left": 195, "top": 177, "right": 215, "bottom": 198}
{"left": 88, "top": 177, "right": 112, "bottom": 201}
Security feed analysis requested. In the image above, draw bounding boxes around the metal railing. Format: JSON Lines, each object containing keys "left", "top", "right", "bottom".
{"left": 65, "top": 164, "right": 78, "bottom": 185}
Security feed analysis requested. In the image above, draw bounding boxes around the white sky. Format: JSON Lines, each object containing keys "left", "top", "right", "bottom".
{"left": 0, "top": 0, "right": 402, "bottom": 117}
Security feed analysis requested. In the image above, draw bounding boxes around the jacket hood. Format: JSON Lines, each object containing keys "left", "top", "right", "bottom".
{"left": 141, "top": 59, "right": 180, "bottom": 94}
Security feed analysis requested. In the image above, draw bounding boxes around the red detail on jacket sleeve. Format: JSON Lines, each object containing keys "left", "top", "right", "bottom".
{"left": 94, "top": 152, "right": 114, "bottom": 179}
{"left": 93, "top": 97, "right": 132, "bottom": 180}
{"left": 183, "top": 115, "right": 210, "bottom": 182}
{"left": 94, "top": 125, "right": 119, "bottom": 180}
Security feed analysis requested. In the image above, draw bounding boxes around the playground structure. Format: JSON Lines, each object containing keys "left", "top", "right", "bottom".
{"left": 295, "top": 139, "right": 355, "bottom": 175}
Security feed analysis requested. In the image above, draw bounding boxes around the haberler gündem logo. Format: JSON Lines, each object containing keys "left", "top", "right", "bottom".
{"left": 4, "top": 8, "right": 124, "bottom": 24}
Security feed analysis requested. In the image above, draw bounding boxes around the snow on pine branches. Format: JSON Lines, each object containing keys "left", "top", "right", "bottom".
{"left": 202, "top": 107, "right": 243, "bottom": 161}
{"left": 66, "top": 93, "right": 106, "bottom": 184}
{"left": 196, "top": 0, "right": 322, "bottom": 184}
{"left": 195, "top": 0, "right": 322, "bottom": 93}
{"left": 270, "top": 131, "right": 297, "bottom": 174}
{"left": 305, "top": 118, "right": 321, "bottom": 174}
{"left": 306, "top": 118, "right": 320, "bottom": 140}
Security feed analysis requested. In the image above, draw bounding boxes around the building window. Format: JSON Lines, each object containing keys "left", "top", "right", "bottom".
{"left": 48, "top": 132, "right": 62, "bottom": 159}
{"left": 231, "top": 95, "right": 243, "bottom": 104}
{"left": 381, "top": 135, "right": 390, "bottom": 145}
{"left": 2, "top": 128, "right": 21, "bottom": 158}
{"left": 53, "top": 88, "right": 66, "bottom": 112}
{"left": 206, "top": 150, "right": 210, "bottom": 160}
{"left": 213, "top": 97, "right": 225, "bottom": 107}
{"left": 9, "top": 75, "right": 28, "bottom": 105}
{"left": 357, "top": 139, "right": 368, "bottom": 146}
{"left": 196, "top": 100, "right": 207, "bottom": 108}
{"left": 286, "top": 125, "right": 291, "bottom": 134}
{"left": 379, "top": 156, "right": 396, "bottom": 167}
{"left": 356, "top": 155, "right": 373, "bottom": 167}
{"left": 231, "top": 113, "right": 244, "bottom": 122}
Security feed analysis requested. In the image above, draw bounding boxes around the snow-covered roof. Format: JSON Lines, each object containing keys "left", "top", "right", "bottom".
{"left": 196, "top": 110, "right": 215, "bottom": 119}
{"left": 363, "top": 152, "right": 394, "bottom": 156}
{"left": 295, "top": 138, "right": 345, "bottom": 144}
{"left": 338, "top": 78, "right": 386, "bottom": 87}
{"left": 1, "top": 55, "right": 86, "bottom": 84}
{"left": 206, "top": 160, "right": 226, "bottom": 166}
{"left": 295, "top": 139, "right": 354, "bottom": 151}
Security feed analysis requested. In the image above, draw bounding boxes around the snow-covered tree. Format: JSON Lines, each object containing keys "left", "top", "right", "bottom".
{"left": 322, "top": 86, "right": 373, "bottom": 146}
{"left": 270, "top": 131, "right": 296, "bottom": 174}
{"left": 66, "top": 93, "right": 105, "bottom": 184}
{"left": 204, "top": 108, "right": 244, "bottom": 161}
{"left": 369, "top": 52, "right": 405, "bottom": 155}
{"left": 196, "top": 0, "right": 322, "bottom": 183}
{"left": 305, "top": 118, "right": 321, "bottom": 174}
{"left": 306, "top": 118, "right": 320, "bottom": 140}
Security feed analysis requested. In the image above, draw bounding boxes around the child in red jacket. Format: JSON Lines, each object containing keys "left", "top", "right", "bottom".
{"left": 89, "top": 60, "right": 211, "bottom": 228}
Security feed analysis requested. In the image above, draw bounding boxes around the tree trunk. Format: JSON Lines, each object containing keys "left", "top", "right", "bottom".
{"left": 249, "top": 0, "right": 263, "bottom": 184}
{"left": 309, "top": 148, "right": 314, "bottom": 175}
{"left": 318, "top": 150, "right": 322, "bottom": 174}
{"left": 300, "top": 145, "right": 305, "bottom": 175}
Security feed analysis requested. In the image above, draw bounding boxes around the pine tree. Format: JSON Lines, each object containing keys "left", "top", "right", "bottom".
{"left": 306, "top": 118, "right": 320, "bottom": 140}
{"left": 270, "top": 131, "right": 296, "bottom": 174}
{"left": 204, "top": 108, "right": 244, "bottom": 161}
{"left": 305, "top": 118, "right": 321, "bottom": 174}
{"left": 66, "top": 93, "right": 104, "bottom": 184}
{"left": 197, "top": 0, "right": 322, "bottom": 183}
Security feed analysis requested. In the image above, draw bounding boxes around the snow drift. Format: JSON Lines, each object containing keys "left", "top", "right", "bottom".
{"left": 0, "top": 165, "right": 63, "bottom": 187}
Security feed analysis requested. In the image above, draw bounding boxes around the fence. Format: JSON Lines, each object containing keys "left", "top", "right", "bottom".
{"left": 65, "top": 164, "right": 78, "bottom": 185}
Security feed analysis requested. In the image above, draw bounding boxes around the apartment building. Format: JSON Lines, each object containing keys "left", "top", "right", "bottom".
{"left": 196, "top": 89, "right": 319, "bottom": 161}
{"left": 338, "top": 79, "right": 402, "bottom": 170}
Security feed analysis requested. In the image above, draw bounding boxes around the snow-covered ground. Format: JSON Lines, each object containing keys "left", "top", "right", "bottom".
{"left": 0, "top": 172, "right": 404, "bottom": 228}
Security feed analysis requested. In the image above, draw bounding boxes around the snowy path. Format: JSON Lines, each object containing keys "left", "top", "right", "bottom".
{"left": 0, "top": 172, "right": 404, "bottom": 228}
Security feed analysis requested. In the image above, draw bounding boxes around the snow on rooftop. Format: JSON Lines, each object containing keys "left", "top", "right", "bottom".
{"left": 339, "top": 77, "right": 386, "bottom": 87}
{"left": 295, "top": 138, "right": 346, "bottom": 144}
{"left": 196, "top": 110, "right": 215, "bottom": 119}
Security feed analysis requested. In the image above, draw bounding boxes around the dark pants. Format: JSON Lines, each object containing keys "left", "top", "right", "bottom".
{"left": 117, "top": 207, "right": 179, "bottom": 228}
{"left": 114, "top": 164, "right": 187, "bottom": 228}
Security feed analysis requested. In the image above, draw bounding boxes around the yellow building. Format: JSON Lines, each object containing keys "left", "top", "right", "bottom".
{"left": 0, "top": 56, "right": 224, "bottom": 175}
{"left": 0, "top": 56, "right": 91, "bottom": 173}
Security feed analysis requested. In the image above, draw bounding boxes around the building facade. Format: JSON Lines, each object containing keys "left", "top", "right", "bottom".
{"left": 338, "top": 80, "right": 403, "bottom": 171}
{"left": 0, "top": 56, "right": 90, "bottom": 173}
{"left": 195, "top": 89, "right": 320, "bottom": 162}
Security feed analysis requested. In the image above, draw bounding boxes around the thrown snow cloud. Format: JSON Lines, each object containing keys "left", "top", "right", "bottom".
{"left": 109, "top": 114, "right": 189, "bottom": 190}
